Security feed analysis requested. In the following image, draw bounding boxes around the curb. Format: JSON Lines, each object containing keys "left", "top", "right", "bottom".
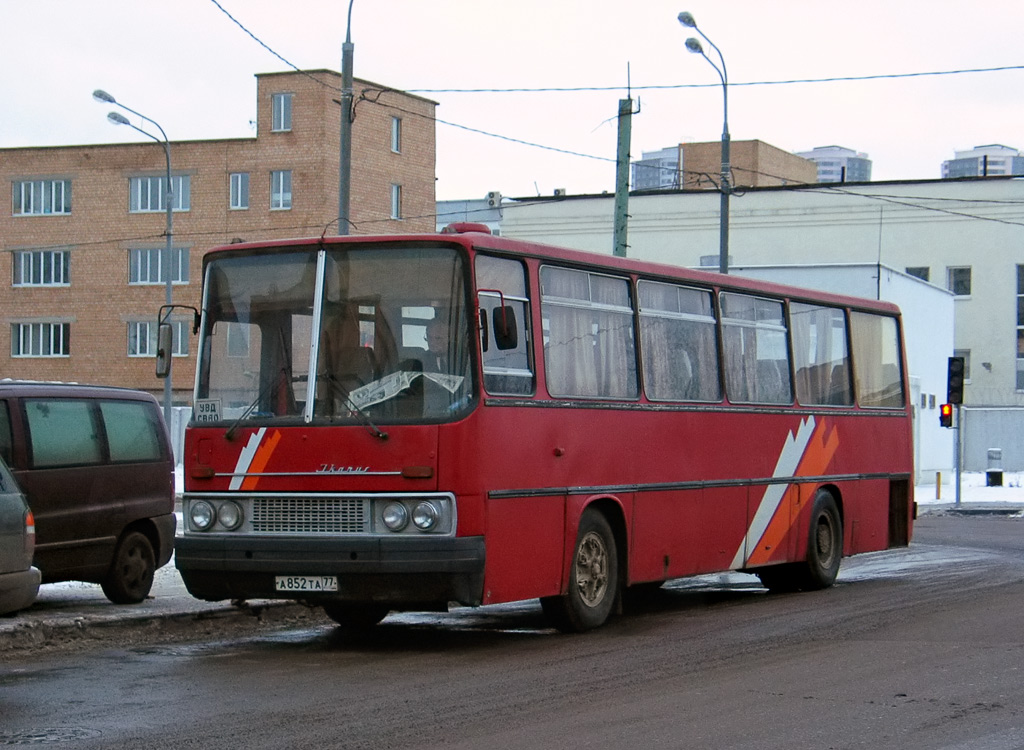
{"left": 919, "top": 504, "right": 1024, "bottom": 517}
{"left": 0, "top": 600, "right": 315, "bottom": 654}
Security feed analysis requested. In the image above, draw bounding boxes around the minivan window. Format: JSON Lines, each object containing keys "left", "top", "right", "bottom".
{"left": 100, "top": 401, "right": 164, "bottom": 462}
{"left": 25, "top": 400, "right": 103, "bottom": 467}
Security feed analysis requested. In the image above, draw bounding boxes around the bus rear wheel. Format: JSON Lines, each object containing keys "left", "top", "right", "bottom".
{"left": 322, "top": 602, "right": 390, "bottom": 632}
{"left": 541, "top": 509, "right": 618, "bottom": 633}
{"left": 801, "top": 491, "right": 843, "bottom": 589}
{"left": 756, "top": 491, "right": 842, "bottom": 592}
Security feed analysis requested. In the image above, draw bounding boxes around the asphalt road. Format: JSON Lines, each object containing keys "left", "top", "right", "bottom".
{"left": 1, "top": 515, "right": 1022, "bottom": 750}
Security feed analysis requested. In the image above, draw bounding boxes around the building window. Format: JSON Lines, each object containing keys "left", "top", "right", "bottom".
{"left": 1017, "top": 265, "right": 1024, "bottom": 390}
{"left": 905, "top": 267, "right": 930, "bottom": 282}
{"left": 391, "top": 116, "right": 402, "bottom": 153}
{"left": 13, "top": 250, "right": 70, "bottom": 287}
{"left": 946, "top": 266, "right": 972, "bottom": 296}
{"left": 129, "top": 175, "right": 190, "bottom": 212}
{"left": 230, "top": 173, "right": 250, "bottom": 210}
{"left": 390, "top": 183, "right": 402, "bottom": 219}
{"left": 226, "top": 322, "right": 250, "bottom": 358}
{"left": 128, "top": 320, "right": 189, "bottom": 357}
{"left": 11, "top": 322, "right": 70, "bottom": 357}
{"left": 13, "top": 179, "right": 71, "bottom": 216}
{"left": 271, "top": 92, "right": 292, "bottom": 132}
{"left": 129, "top": 247, "right": 189, "bottom": 285}
{"left": 128, "top": 321, "right": 155, "bottom": 357}
{"left": 271, "top": 170, "right": 292, "bottom": 210}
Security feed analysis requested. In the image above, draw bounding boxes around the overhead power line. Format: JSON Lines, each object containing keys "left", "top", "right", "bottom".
{"left": 405, "top": 65, "right": 1024, "bottom": 94}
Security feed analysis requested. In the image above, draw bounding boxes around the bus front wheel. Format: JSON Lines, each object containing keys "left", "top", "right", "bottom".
{"left": 541, "top": 509, "right": 619, "bottom": 633}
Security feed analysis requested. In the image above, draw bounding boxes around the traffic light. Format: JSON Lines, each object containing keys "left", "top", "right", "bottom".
{"left": 939, "top": 402, "right": 953, "bottom": 428}
{"left": 946, "top": 356, "right": 965, "bottom": 405}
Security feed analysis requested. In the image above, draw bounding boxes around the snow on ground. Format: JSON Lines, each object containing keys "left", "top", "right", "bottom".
{"left": 916, "top": 471, "right": 1024, "bottom": 506}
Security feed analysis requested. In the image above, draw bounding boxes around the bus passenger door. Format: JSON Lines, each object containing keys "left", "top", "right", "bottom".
{"left": 482, "top": 493, "right": 565, "bottom": 605}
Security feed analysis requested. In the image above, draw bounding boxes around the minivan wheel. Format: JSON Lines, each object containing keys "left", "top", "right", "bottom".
{"left": 101, "top": 531, "right": 156, "bottom": 604}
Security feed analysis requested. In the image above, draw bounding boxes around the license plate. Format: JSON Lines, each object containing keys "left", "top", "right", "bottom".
{"left": 274, "top": 575, "right": 338, "bottom": 592}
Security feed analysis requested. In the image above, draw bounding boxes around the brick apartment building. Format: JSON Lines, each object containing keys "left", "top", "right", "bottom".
{"left": 1, "top": 70, "right": 437, "bottom": 405}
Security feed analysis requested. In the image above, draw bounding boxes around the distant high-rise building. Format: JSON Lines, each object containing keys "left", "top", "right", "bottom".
{"left": 631, "top": 147, "right": 681, "bottom": 190}
{"left": 796, "top": 145, "right": 872, "bottom": 183}
{"left": 942, "top": 144, "right": 1024, "bottom": 178}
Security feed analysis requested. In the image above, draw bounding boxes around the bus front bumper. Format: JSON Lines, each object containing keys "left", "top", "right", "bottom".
{"left": 174, "top": 534, "right": 485, "bottom": 607}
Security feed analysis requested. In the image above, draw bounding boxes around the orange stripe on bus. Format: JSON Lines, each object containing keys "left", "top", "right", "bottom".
{"left": 240, "top": 429, "right": 282, "bottom": 491}
{"left": 747, "top": 419, "right": 840, "bottom": 566}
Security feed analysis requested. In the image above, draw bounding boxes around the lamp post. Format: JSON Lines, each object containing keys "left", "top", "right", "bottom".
{"left": 678, "top": 11, "right": 730, "bottom": 274}
{"left": 338, "top": 0, "right": 355, "bottom": 235}
{"left": 93, "top": 89, "right": 175, "bottom": 429}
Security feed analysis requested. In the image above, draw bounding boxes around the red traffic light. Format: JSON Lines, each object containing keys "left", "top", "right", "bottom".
{"left": 939, "top": 403, "right": 953, "bottom": 428}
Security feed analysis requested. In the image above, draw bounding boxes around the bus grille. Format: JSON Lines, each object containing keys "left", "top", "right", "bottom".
{"left": 251, "top": 497, "right": 367, "bottom": 534}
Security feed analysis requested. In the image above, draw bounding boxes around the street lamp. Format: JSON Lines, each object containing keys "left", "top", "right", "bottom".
{"left": 93, "top": 89, "right": 175, "bottom": 429}
{"left": 678, "top": 11, "right": 730, "bottom": 274}
{"left": 338, "top": 0, "right": 355, "bottom": 235}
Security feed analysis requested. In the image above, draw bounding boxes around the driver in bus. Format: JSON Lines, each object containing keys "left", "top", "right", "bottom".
{"left": 425, "top": 317, "right": 450, "bottom": 373}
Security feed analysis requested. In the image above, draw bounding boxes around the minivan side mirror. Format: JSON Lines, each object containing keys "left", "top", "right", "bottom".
{"left": 155, "top": 322, "right": 173, "bottom": 378}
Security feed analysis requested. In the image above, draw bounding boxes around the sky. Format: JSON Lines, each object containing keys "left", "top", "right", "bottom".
{"left": 3, "top": 0, "right": 1024, "bottom": 201}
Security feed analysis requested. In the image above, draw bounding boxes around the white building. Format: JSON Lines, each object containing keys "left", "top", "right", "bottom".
{"left": 796, "top": 145, "right": 872, "bottom": 183}
{"left": 436, "top": 192, "right": 504, "bottom": 235}
{"left": 942, "top": 145, "right": 1024, "bottom": 179}
{"left": 500, "top": 177, "right": 1024, "bottom": 473}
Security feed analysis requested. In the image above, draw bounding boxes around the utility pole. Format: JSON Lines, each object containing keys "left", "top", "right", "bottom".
{"left": 612, "top": 97, "right": 633, "bottom": 258}
{"left": 338, "top": 0, "right": 355, "bottom": 235}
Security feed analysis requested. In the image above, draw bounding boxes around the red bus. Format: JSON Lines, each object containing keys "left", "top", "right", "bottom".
{"left": 175, "top": 225, "right": 914, "bottom": 632}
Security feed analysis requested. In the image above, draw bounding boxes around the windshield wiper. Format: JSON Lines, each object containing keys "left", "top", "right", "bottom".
{"left": 343, "top": 394, "right": 389, "bottom": 441}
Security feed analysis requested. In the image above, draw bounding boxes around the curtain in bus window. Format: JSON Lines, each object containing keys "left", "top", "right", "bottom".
{"left": 721, "top": 294, "right": 791, "bottom": 404}
{"left": 790, "top": 303, "right": 852, "bottom": 406}
{"left": 541, "top": 267, "right": 637, "bottom": 399}
{"left": 638, "top": 281, "right": 720, "bottom": 401}
{"left": 591, "top": 274, "right": 638, "bottom": 399}
{"left": 850, "top": 312, "right": 904, "bottom": 408}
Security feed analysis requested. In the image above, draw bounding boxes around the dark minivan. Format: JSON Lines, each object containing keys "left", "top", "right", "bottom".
{"left": 0, "top": 381, "right": 175, "bottom": 604}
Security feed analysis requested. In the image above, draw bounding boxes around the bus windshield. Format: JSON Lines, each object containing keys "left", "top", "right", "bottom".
{"left": 196, "top": 244, "right": 474, "bottom": 425}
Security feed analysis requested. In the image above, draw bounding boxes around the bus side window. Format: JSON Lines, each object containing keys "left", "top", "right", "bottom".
{"left": 791, "top": 303, "right": 853, "bottom": 406}
{"left": 476, "top": 255, "right": 534, "bottom": 396}
{"left": 721, "top": 293, "right": 792, "bottom": 405}
{"left": 850, "top": 312, "right": 905, "bottom": 408}
{"left": 638, "top": 280, "right": 721, "bottom": 402}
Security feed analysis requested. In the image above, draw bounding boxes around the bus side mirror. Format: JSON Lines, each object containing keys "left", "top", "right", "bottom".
{"left": 493, "top": 306, "right": 518, "bottom": 350}
{"left": 156, "top": 322, "right": 173, "bottom": 378}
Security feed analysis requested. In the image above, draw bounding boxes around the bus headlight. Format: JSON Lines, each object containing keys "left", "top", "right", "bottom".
{"left": 218, "top": 500, "right": 244, "bottom": 531}
{"left": 412, "top": 501, "right": 439, "bottom": 531}
{"left": 190, "top": 500, "right": 216, "bottom": 531}
{"left": 381, "top": 502, "right": 409, "bottom": 531}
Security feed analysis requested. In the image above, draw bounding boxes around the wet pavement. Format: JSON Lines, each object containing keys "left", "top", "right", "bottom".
{"left": 2, "top": 483, "right": 1021, "bottom": 653}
